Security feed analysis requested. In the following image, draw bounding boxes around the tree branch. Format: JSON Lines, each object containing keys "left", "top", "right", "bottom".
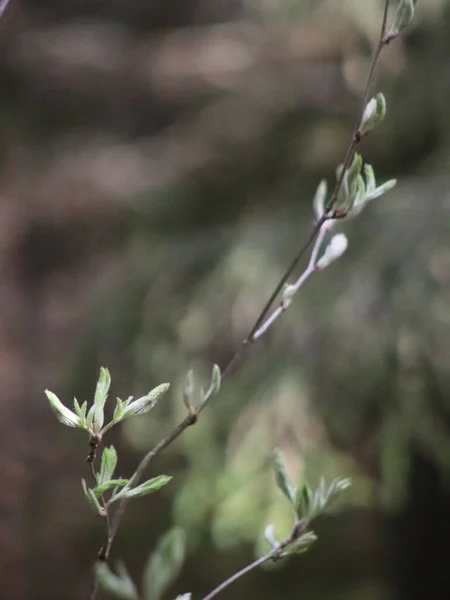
{"left": 201, "top": 520, "right": 308, "bottom": 600}
{"left": 89, "top": 1, "right": 395, "bottom": 597}
{"left": 236, "top": 0, "right": 392, "bottom": 345}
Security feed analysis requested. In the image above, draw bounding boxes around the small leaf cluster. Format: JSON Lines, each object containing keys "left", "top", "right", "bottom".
{"left": 45, "top": 367, "right": 170, "bottom": 438}
{"left": 294, "top": 476, "right": 352, "bottom": 521}
{"left": 97, "top": 528, "right": 189, "bottom": 600}
{"left": 182, "top": 364, "right": 221, "bottom": 412}
{"left": 268, "top": 449, "right": 351, "bottom": 557}
{"left": 82, "top": 446, "right": 172, "bottom": 517}
{"left": 313, "top": 156, "right": 396, "bottom": 223}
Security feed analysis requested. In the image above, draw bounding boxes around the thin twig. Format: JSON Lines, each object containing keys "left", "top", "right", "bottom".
{"left": 89, "top": 2, "right": 393, "bottom": 597}
{"left": 252, "top": 220, "right": 331, "bottom": 340}
{"left": 88, "top": 463, "right": 112, "bottom": 600}
{"left": 105, "top": 413, "right": 197, "bottom": 554}
{"left": 202, "top": 551, "right": 273, "bottom": 600}
{"left": 244, "top": 215, "right": 327, "bottom": 344}
{"left": 201, "top": 520, "right": 307, "bottom": 600}
{"left": 325, "top": 0, "right": 390, "bottom": 212}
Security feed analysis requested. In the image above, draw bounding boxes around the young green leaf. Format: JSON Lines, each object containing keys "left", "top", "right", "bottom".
{"left": 45, "top": 390, "right": 80, "bottom": 428}
{"left": 283, "top": 531, "right": 318, "bottom": 556}
{"left": 97, "top": 445, "right": 118, "bottom": 486}
{"left": 94, "top": 479, "right": 129, "bottom": 497}
{"left": 110, "top": 475, "right": 172, "bottom": 503}
{"left": 318, "top": 476, "right": 326, "bottom": 507}
{"left": 391, "top": 0, "right": 415, "bottom": 35}
{"left": 203, "top": 364, "right": 222, "bottom": 402}
{"left": 82, "top": 479, "right": 106, "bottom": 516}
{"left": 113, "top": 396, "right": 133, "bottom": 422}
{"left": 73, "top": 398, "right": 88, "bottom": 428}
{"left": 295, "top": 482, "right": 313, "bottom": 519}
{"left": 313, "top": 179, "right": 327, "bottom": 221}
{"left": 323, "top": 477, "right": 352, "bottom": 511}
{"left": 365, "top": 179, "right": 397, "bottom": 202}
{"left": 183, "top": 370, "right": 194, "bottom": 410}
{"left": 143, "top": 528, "right": 186, "bottom": 600}
{"left": 347, "top": 175, "right": 367, "bottom": 215}
{"left": 210, "top": 364, "right": 221, "bottom": 396}
{"left": 92, "top": 367, "right": 111, "bottom": 433}
{"left": 272, "top": 449, "right": 295, "bottom": 505}
{"left": 120, "top": 383, "right": 170, "bottom": 420}
{"left": 96, "top": 562, "right": 139, "bottom": 600}
{"left": 86, "top": 405, "right": 95, "bottom": 430}
{"left": 346, "top": 153, "right": 363, "bottom": 202}
{"left": 360, "top": 93, "right": 387, "bottom": 136}
{"left": 312, "top": 487, "right": 324, "bottom": 515}
{"left": 364, "top": 164, "right": 376, "bottom": 194}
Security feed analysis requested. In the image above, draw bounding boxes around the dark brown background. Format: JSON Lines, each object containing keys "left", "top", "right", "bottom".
{"left": 1, "top": 1, "right": 450, "bottom": 599}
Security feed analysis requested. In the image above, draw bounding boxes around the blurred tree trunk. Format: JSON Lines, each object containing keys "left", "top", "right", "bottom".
{"left": 393, "top": 443, "right": 450, "bottom": 600}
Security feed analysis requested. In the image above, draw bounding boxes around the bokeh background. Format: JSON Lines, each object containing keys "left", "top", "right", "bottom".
{"left": 2, "top": 0, "right": 450, "bottom": 599}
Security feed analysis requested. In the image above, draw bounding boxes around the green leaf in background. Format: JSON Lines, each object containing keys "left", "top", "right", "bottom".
{"left": 92, "top": 367, "right": 111, "bottom": 433}
{"left": 45, "top": 390, "right": 80, "bottom": 428}
{"left": 110, "top": 475, "right": 172, "bottom": 503}
{"left": 96, "top": 562, "right": 139, "bottom": 600}
{"left": 142, "top": 527, "right": 186, "bottom": 600}
{"left": 272, "top": 449, "right": 295, "bottom": 505}
{"left": 97, "top": 445, "right": 118, "bottom": 486}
